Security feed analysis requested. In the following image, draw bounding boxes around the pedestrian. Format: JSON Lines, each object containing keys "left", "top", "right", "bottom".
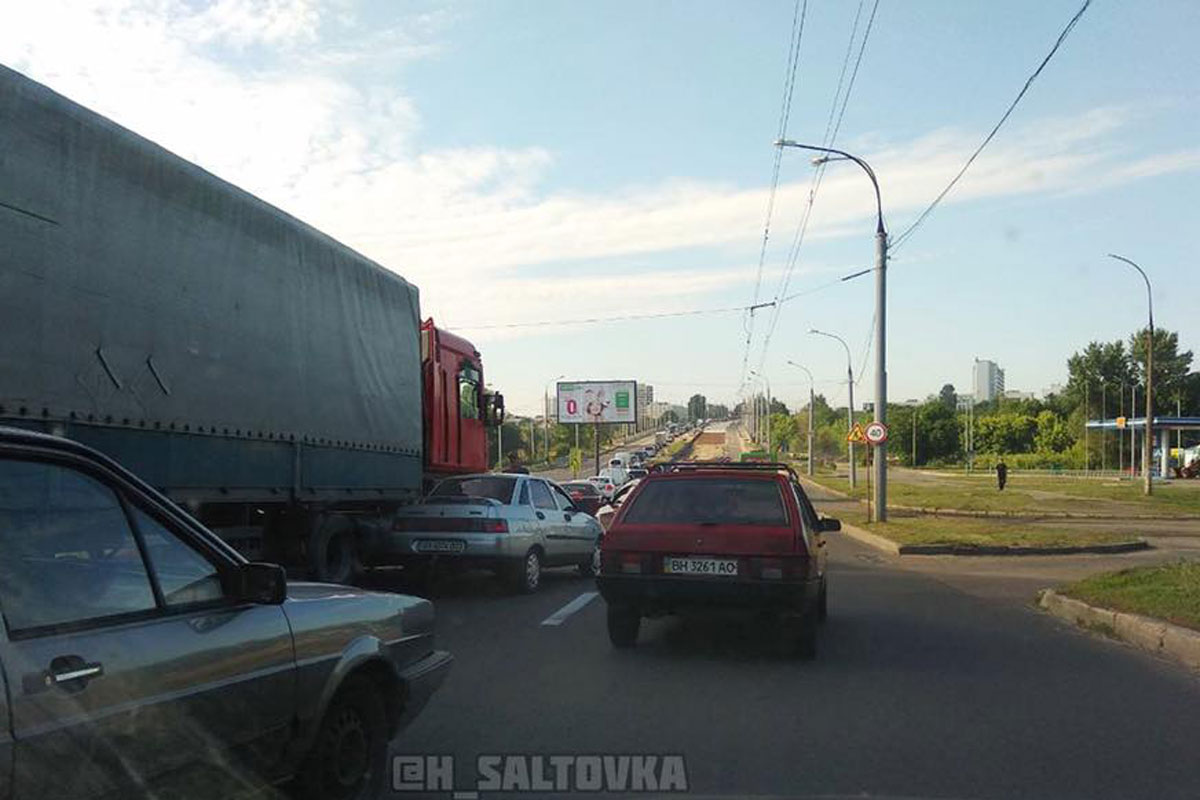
{"left": 996, "top": 457, "right": 1008, "bottom": 491}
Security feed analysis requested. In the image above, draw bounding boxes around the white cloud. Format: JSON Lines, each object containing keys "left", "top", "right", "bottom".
{"left": 2, "top": 2, "right": 1196, "bottom": 354}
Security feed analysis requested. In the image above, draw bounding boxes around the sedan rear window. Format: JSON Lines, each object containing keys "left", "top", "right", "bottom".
{"left": 621, "top": 478, "right": 788, "bottom": 526}
{"left": 431, "top": 476, "right": 516, "bottom": 502}
{"left": 563, "top": 483, "right": 600, "bottom": 496}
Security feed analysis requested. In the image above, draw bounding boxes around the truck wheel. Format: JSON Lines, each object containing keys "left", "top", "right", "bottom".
{"left": 509, "top": 548, "right": 541, "bottom": 594}
{"left": 607, "top": 605, "right": 640, "bottom": 647}
{"left": 577, "top": 542, "right": 601, "bottom": 577}
{"left": 309, "top": 515, "right": 362, "bottom": 585}
{"left": 294, "top": 675, "right": 387, "bottom": 800}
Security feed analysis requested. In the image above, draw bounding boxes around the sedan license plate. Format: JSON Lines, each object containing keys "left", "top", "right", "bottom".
{"left": 663, "top": 556, "right": 738, "bottom": 577}
{"left": 414, "top": 539, "right": 465, "bottom": 554}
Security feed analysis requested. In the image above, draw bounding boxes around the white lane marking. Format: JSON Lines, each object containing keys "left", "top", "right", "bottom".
{"left": 540, "top": 591, "right": 599, "bottom": 626}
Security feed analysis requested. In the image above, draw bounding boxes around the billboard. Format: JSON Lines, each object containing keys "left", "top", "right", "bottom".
{"left": 557, "top": 381, "right": 638, "bottom": 424}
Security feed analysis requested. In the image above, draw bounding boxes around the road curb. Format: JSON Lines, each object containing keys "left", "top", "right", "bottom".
{"left": 1038, "top": 589, "right": 1200, "bottom": 671}
{"left": 896, "top": 539, "right": 1150, "bottom": 556}
{"left": 839, "top": 522, "right": 900, "bottom": 555}
{"left": 837, "top": 522, "right": 1147, "bottom": 557}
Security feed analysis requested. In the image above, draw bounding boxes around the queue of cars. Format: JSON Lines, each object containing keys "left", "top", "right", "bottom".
{"left": 0, "top": 421, "right": 802, "bottom": 798}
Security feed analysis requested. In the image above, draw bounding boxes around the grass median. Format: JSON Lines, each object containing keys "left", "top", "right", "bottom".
{"left": 831, "top": 506, "right": 1141, "bottom": 549}
{"left": 806, "top": 468, "right": 1200, "bottom": 518}
{"left": 1061, "top": 561, "right": 1200, "bottom": 631}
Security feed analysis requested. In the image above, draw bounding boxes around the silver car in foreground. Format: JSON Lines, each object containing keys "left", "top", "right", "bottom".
{"left": 0, "top": 427, "right": 450, "bottom": 800}
{"left": 379, "top": 473, "right": 603, "bottom": 593}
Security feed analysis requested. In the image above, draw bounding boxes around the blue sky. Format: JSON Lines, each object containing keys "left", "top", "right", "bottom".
{"left": 3, "top": 0, "right": 1197, "bottom": 416}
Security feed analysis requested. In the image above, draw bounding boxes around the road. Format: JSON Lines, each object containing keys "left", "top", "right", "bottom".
{"left": 381, "top": 474, "right": 1200, "bottom": 800}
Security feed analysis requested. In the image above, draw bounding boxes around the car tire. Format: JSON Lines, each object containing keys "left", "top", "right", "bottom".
{"left": 817, "top": 576, "right": 828, "bottom": 623}
{"left": 309, "top": 514, "right": 362, "bottom": 585}
{"left": 510, "top": 548, "right": 542, "bottom": 594}
{"left": 294, "top": 675, "right": 388, "bottom": 800}
{"left": 792, "top": 611, "right": 818, "bottom": 659}
{"left": 577, "top": 542, "right": 601, "bottom": 577}
{"left": 607, "top": 604, "right": 640, "bottom": 648}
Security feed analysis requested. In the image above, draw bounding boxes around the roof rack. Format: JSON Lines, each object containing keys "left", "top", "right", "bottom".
{"left": 651, "top": 460, "right": 799, "bottom": 482}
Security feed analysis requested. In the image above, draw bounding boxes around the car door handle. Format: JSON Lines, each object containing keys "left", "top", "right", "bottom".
{"left": 52, "top": 663, "right": 103, "bottom": 683}
{"left": 536, "top": 511, "right": 545, "bottom": 520}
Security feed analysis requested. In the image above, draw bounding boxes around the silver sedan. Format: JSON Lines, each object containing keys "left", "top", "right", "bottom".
{"left": 378, "top": 473, "right": 603, "bottom": 593}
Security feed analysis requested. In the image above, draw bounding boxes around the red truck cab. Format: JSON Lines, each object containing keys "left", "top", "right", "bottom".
{"left": 421, "top": 319, "right": 504, "bottom": 477}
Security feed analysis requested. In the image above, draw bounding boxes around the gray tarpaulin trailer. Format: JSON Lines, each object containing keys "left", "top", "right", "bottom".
{"left": 0, "top": 65, "right": 426, "bottom": 581}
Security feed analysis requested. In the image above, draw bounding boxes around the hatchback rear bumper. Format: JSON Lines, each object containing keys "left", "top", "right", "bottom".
{"left": 596, "top": 573, "right": 820, "bottom": 616}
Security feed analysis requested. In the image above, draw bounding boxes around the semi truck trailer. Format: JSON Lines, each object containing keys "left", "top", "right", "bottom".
{"left": 0, "top": 65, "right": 504, "bottom": 583}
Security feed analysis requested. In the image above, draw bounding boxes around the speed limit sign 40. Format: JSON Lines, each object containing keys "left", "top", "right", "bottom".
{"left": 864, "top": 421, "right": 889, "bottom": 445}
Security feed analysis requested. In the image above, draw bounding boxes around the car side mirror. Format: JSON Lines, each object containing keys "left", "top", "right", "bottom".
{"left": 236, "top": 562, "right": 287, "bottom": 604}
{"left": 819, "top": 517, "right": 841, "bottom": 533}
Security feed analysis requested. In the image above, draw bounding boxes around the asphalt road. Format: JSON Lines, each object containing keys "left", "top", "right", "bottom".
{"left": 381, "top": 492, "right": 1200, "bottom": 800}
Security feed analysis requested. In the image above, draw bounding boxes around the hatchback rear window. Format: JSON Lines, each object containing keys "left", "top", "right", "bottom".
{"left": 431, "top": 476, "right": 516, "bottom": 502}
{"left": 621, "top": 478, "right": 788, "bottom": 526}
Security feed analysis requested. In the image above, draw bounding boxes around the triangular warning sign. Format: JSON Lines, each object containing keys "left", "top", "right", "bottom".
{"left": 847, "top": 422, "right": 869, "bottom": 444}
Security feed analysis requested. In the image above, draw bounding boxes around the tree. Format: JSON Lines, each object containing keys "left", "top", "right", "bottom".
{"left": 1129, "top": 328, "right": 1194, "bottom": 414}
{"left": 921, "top": 403, "right": 961, "bottom": 462}
{"left": 1034, "top": 410, "right": 1073, "bottom": 453}
{"left": 939, "top": 384, "right": 957, "bottom": 411}
{"left": 1066, "top": 340, "right": 1136, "bottom": 419}
{"left": 769, "top": 398, "right": 790, "bottom": 415}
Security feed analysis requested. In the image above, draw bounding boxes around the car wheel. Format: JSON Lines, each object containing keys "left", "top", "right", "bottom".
{"left": 309, "top": 514, "right": 362, "bottom": 585}
{"left": 817, "top": 576, "right": 828, "bottom": 623}
{"left": 294, "top": 675, "right": 387, "bottom": 800}
{"left": 607, "top": 604, "right": 640, "bottom": 648}
{"left": 792, "top": 611, "right": 818, "bottom": 659}
{"left": 577, "top": 542, "right": 601, "bottom": 577}
{"left": 510, "top": 548, "right": 541, "bottom": 594}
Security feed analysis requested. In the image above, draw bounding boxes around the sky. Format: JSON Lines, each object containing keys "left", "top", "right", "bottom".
{"left": 3, "top": 0, "right": 1198, "bottom": 417}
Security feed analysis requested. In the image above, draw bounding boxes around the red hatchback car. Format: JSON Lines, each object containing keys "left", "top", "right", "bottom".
{"left": 596, "top": 462, "right": 839, "bottom": 657}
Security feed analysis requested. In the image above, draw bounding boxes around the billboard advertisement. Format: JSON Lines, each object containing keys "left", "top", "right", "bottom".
{"left": 557, "top": 381, "right": 637, "bottom": 424}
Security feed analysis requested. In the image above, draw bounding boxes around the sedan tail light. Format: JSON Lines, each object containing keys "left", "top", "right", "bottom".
{"left": 619, "top": 553, "right": 643, "bottom": 574}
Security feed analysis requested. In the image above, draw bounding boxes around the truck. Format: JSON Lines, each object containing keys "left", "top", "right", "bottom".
{"left": 0, "top": 65, "right": 504, "bottom": 583}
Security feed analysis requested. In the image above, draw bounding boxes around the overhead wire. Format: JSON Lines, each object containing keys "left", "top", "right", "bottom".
{"left": 741, "top": 0, "right": 810, "bottom": 391}
{"left": 753, "top": 0, "right": 881, "bottom": 375}
{"left": 891, "top": 0, "right": 1093, "bottom": 251}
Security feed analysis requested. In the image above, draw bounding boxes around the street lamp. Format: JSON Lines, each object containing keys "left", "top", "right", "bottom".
{"left": 810, "top": 328, "right": 856, "bottom": 489}
{"left": 1107, "top": 253, "right": 1154, "bottom": 495}
{"left": 787, "top": 361, "right": 816, "bottom": 476}
{"left": 544, "top": 374, "right": 564, "bottom": 463}
{"left": 750, "top": 370, "right": 772, "bottom": 458}
{"left": 777, "top": 139, "right": 887, "bottom": 520}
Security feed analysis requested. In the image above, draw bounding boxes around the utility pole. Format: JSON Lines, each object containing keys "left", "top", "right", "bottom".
{"left": 787, "top": 361, "right": 815, "bottom": 476}
{"left": 912, "top": 407, "right": 917, "bottom": 467}
{"left": 811, "top": 328, "right": 856, "bottom": 488}
{"left": 1108, "top": 254, "right": 1154, "bottom": 495}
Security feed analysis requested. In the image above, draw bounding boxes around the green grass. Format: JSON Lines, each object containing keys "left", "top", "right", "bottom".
{"left": 835, "top": 506, "right": 1141, "bottom": 549}
{"left": 1063, "top": 561, "right": 1200, "bottom": 631}
{"left": 805, "top": 468, "right": 1200, "bottom": 517}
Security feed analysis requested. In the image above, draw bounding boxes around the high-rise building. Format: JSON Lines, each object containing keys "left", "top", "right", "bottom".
{"left": 637, "top": 383, "right": 654, "bottom": 429}
{"left": 973, "top": 359, "right": 1005, "bottom": 403}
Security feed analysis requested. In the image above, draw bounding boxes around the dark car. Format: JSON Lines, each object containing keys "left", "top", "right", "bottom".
{"left": 0, "top": 426, "right": 451, "bottom": 799}
{"left": 561, "top": 480, "right": 605, "bottom": 515}
{"left": 596, "top": 462, "right": 838, "bottom": 657}
{"left": 627, "top": 467, "right": 649, "bottom": 481}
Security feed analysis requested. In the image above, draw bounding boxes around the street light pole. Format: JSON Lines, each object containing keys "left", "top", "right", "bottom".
{"left": 751, "top": 371, "right": 772, "bottom": 458}
{"left": 544, "top": 374, "right": 565, "bottom": 464}
{"left": 779, "top": 139, "right": 886, "bottom": 519}
{"left": 810, "top": 329, "right": 856, "bottom": 489}
{"left": 787, "top": 361, "right": 816, "bottom": 476}
{"left": 1108, "top": 254, "right": 1154, "bottom": 496}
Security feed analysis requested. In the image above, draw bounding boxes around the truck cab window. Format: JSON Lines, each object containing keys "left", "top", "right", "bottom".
{"left": 459, "top": 362, "right": 481, "bottom": 420}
